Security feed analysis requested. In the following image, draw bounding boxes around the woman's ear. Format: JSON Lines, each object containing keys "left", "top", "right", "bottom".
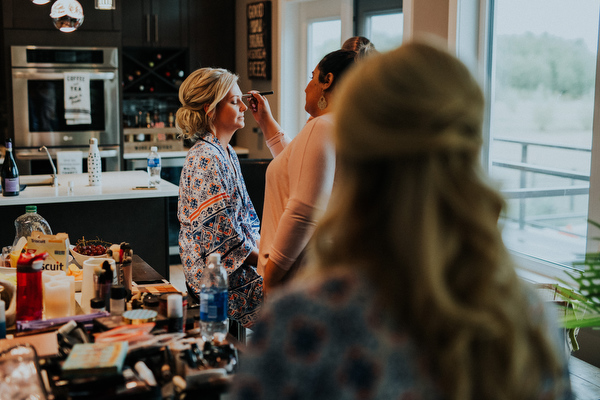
{"left": 204, "top": 103, "right": 213, "bottom": 118}
{"left": 322, "top": 72, "right": 334, "bottom": 91}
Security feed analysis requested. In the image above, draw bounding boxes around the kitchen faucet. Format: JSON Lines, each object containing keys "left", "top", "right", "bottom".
{"left": 39, "top": 146, "right": 58, "bottom": 187}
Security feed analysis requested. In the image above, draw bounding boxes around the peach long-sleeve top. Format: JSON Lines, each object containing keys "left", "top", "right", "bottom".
{"left": 258, "top": 114, "right": 336, "bottom": 277}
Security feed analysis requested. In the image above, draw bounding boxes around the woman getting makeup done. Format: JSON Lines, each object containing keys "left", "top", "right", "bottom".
{"left": 248, "top": 50, "right": 357, "bottom": 294}
{"left": 176, "top": 67, "right": 262, "bottom": 328}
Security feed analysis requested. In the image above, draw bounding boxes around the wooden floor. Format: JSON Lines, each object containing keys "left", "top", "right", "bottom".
{"left": 570, "top": 357, "right": 600, "bottom": 399}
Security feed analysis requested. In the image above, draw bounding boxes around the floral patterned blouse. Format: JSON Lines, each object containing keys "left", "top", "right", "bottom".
{"left": 231, "top": 269, "right": 573, "bottom": 399}
{"left": 178, "top": 134, "right": 262, "bottom": 327}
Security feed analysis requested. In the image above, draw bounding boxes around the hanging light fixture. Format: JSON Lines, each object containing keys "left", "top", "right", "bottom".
{"left": 50, "top": 0, "right": 84, "bottom": 33}
{"left": 31, "top": 0, "right": 52, "bottom": 5}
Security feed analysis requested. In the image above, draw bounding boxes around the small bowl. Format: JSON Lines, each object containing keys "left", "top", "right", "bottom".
{"left": 69, "top": 245, "right": 109, "bottom": 267}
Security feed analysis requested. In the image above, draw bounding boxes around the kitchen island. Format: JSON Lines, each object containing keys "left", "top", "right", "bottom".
{"left": 0, "top": 171, "right": 178, "bottom": 279}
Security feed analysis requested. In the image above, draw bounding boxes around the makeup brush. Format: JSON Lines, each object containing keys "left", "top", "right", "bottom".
{"left": 242, "top": 90, "right": 274, "bottom": 98}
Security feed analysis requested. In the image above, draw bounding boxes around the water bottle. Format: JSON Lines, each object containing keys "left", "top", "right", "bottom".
{"left": 147, "top": 146, "right": 161, "bottom": 186}
{"left": 16, "top": 252, "right": 48, "bottom": 322}
{"left": 199, "top": 253, "right": 228, "bottom": 342}
{"left": 88, "top": 138, "right": 102, "bottom": 186}
{"left": 13, "top": 205, "right": 53, "bottom": 247}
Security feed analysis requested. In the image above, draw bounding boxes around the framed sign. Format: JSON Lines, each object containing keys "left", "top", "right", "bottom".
{"left": 56, "top": 151, "right": 83, "bottom": 174}
{"left": 247, "top": 1, "right": 272, "bottom": 80}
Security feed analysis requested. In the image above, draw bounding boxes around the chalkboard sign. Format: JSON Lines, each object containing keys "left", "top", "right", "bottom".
{"left": 247, "top": 1, "right": 272, "bottom": 80}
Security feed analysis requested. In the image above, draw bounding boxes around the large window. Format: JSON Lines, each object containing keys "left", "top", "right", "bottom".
{"left": 487, "top": 0, "right": 600, "bottom": 268}
{"left": 308, "top": 19, "right": 342, "bottom": 75}
{"left": 364, "top": 12, "right": 403, "bottom": 51}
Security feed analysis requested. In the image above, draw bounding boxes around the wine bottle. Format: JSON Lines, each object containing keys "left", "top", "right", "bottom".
{"left": 1, "top": 139, "right": 20, "bottom": 196}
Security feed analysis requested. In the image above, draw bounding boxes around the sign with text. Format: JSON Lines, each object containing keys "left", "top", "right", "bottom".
{"left": 247, "top": 1, "right": 272, "bottom": 80}
{"left": 57, "top": 151, "right": 83, "bottom": 174}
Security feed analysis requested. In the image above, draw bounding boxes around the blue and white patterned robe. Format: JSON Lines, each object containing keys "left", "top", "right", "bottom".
{"left": 178, "top": 133, "right": 262, "bottom": 327}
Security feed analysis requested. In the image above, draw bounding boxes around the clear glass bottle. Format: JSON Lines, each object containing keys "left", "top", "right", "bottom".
{"left": 199, "top": 253, "right": 228, "bottom": 343}
{"left": 1, "top": 139, "right": 20, "bottom": 197}
{"left": 147, "top": 146, "right": 161, "bottom": 186}
{"left": 13, "top": 205, "right": 52, "bottom": 247}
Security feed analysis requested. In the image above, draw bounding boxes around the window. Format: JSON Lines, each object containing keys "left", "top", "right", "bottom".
{"left": 364, "top": 12, "right": 403, "bottom": 52}
{"left": 486, "top": 0, "right": 600, "bottom": 269}
{"left": 308, "top": 19, "right": 342, "bottom": 77}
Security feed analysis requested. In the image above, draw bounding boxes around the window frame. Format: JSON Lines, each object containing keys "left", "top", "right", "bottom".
{"left": 469, "top": 0, "right": 600, "bottom": 284}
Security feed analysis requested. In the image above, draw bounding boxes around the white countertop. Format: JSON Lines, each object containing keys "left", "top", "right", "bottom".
{"left": 122, "top": 146, "right": 249, "bottom": 160}
{"left": 0, "top": 171, "right": 179, "bottom": 206}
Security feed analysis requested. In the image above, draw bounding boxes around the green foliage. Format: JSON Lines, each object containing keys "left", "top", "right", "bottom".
{"left": 496, "top": 32, "right": 596, "bottom": 98}
{"left": 555, "top": 219, "right": 600, "bottom": 329}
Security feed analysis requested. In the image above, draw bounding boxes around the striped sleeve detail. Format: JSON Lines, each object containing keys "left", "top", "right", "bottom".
{"left": 189, "top": 192, "right": 230, "bottom": 222}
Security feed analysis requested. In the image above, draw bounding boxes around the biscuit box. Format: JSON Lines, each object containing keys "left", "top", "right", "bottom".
{"left": 27, "top": 231, "right": 70, "bottom": 272}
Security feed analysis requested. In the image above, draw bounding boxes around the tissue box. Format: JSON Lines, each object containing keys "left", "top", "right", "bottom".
{"left": 27, "top": 232, "right": 70, "bottom": 272}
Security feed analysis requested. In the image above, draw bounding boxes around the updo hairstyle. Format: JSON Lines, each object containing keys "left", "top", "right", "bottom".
{"left": 176, "top": 68, "right": 238, "bottom": 140}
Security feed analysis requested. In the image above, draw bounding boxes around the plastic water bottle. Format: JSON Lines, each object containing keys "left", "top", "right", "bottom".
{"left": 147, "top": 146, "right": 161, "bottom": 186}
{"left": 199, "top": 253, "right": 228, "bottom": 342}
{"left": 88, "top": 138, "right": 102, "bottom": 186}
{"left": 13, "top": 205, "right": 52, "bottom": 247}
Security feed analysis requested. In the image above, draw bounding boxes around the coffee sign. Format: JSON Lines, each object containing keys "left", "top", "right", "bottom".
{"left": 247, "top": 1, "right": 272, "bottom": 80}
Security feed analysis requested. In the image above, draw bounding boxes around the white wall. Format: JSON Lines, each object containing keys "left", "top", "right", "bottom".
{"left": 235, "top": 0, "right": 282, "bottom": 159}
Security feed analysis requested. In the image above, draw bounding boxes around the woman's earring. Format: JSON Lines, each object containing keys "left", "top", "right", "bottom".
{"left": 318, "top": 93, "right": 328, "bottom": 110}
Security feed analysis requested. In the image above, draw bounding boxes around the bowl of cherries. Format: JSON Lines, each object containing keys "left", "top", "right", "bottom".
{"left": 69, "top": 237, "right": 111, "bottom": 267}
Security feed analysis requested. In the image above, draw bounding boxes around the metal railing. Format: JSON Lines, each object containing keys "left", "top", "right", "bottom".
{"left": 492, "top": 137, "right": 591, "bottom": 233}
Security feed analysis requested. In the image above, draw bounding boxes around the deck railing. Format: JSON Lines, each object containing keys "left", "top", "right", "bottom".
{"left": 492, "top": 137, "right": 591, "bottom": 235}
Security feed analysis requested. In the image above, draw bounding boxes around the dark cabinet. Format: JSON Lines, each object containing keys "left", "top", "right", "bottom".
{"left": 121, "top": 0, "right": 189, "bottom": 48}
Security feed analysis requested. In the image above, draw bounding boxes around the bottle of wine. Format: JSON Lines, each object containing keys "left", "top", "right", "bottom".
{"left": 1, "top": 139, "right": 20, "bottom": 196}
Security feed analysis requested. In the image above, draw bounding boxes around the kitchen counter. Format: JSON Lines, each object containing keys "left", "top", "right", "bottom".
{"left": 0, "top": 171, "right": 179, "bottom": 279}
{"left": 0, "top": 171, "right": 178, "bottom": 205}
{"left": 122, "top": 146, "right": 249, "bottom": 160}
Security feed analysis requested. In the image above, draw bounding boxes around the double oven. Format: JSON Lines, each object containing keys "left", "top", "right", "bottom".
{"left": 10, "top": 46, "right": 121, "bottom": 174}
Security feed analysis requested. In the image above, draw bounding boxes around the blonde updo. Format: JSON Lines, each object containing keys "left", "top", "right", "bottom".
{"left": 334, "top": 40, "right": 484, "bottom": 161}
{"left": 175, "top": 68, "right": 238, "bottom": 140}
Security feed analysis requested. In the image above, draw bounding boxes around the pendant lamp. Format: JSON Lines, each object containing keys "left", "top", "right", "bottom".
{"left": 49, "top": 0, "right": 84, "bottom": 33}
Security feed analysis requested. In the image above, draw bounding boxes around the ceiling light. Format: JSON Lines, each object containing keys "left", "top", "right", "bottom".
{"left": 50, "top": 0, "right": 84, "bottom": 33}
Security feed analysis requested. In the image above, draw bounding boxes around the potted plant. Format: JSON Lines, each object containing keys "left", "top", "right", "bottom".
{"left": 549, "top": 220, "right": 600, "bottom": 351}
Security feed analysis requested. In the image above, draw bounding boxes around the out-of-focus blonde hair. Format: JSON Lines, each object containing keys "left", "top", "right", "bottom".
{"left": 312, "top": 40, "right": 565, "bottom": 399}
{"left": 175, "top": 67, "right": 238, "bottom": 140}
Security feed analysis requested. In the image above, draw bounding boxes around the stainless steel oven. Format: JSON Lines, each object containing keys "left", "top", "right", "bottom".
{"left": 10, "top": 45, "right": 121, "bottom": 173}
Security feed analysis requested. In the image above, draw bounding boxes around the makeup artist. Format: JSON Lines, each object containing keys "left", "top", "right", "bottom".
{"left": 247, "top": 50, "right": 357, "bottom": 294}
{"left": 176, "top": 68, "right": 263, "bottom": 329}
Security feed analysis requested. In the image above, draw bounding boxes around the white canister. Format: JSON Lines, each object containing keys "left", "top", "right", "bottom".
{"left": 88, "top": 138, "right": 102, "bottom": 186}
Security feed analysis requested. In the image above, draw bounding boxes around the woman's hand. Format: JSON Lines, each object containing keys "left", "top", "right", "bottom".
{"left": 247, "top": 91, "right": 273, "bottom": 122}
{"left": 244, "top": 247, "right": 259, "bottom": 267}
{"left": 246, "top": 91, "right": 282, "bottom": 140}
{"left": 263, "top": 258, "right": 288, "bottom": 294}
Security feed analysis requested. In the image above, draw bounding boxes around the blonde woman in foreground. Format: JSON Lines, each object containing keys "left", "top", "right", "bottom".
{"left": 231, "top": 41, "right": 572, "bottom": 399}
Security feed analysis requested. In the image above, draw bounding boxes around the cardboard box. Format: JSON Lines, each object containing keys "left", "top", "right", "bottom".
{"left": 27, "top": 232, "right": 70, "bottom": 272}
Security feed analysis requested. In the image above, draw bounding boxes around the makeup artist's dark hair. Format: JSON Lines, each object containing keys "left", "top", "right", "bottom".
{"left": 317, "top": 50, "right": 357, "bottom": 93}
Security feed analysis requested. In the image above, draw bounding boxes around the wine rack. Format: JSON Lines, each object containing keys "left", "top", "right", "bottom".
{"left": 122, "top": 47, "right": 188, "bottom": 129}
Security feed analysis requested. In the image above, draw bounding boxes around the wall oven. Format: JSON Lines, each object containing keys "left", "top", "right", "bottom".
{"left": 11, "top": 46, "right": 121, "bottom": 174}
